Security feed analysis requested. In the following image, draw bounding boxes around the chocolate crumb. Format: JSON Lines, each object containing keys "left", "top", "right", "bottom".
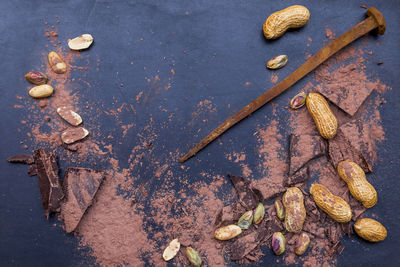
{"left": 7, "top": 154, "right": 34, "bottom": 164}
{"left": 28, "top": 164, "right": 38, "bottom": 176}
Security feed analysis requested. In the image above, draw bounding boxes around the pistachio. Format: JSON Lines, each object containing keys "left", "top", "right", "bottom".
{"left": 162, "top": 238, "right": 180, "bottom": 261}
{"left": 253, "top": 203, "right": 265, "bottom": 224}
{"left": 274, "top": 199, "right": 285, "bottom": 220}
{"left": 238, "top": 210, "right": 253, "bottom": 230}
{"left": 185, "top": 247, "right": 202, "bottom": 267}
{"left": 61, "top": 127, "right": 89, "bottom": 144}
{"left": 68, "top": 34, "right": 94, "bottom": 50}
{"left": 57, "top": 107, "right": 83, "bottom": 126}
{"left": 267, "top": 55, "right": 288, "bottom": 69}
{"left": 290, "top": 91, "right": 306, "bottom": 109}
{"left": 25, "top": 72, "right": 48, "bottom": 85}
{"left": 48, "top": 51, "right": 67, "bottom": 74}
{"left": 272, "top": 232, "right": 285, "bottom": 255}
{"left": 214, "top": 224, "right": 242, "bottom": 240}
{"left": 29, "top": 84, "right": 54, "bottom": 98}
{"left": 295, "top": 232, "right": 310, "bottom": 255}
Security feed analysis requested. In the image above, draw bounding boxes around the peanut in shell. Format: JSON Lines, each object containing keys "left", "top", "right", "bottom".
{"left": 263, "top": 5, "right": 310, "bottom": 40}
{"left": 337, "top": 160, "right": 377, "bottom": 208}
{"left": 306, "top": 92, "right": 337, "bottom": 139}
{"left": 310, "top": 184, "right": 352, "bottom": 223}
{"left": 282, "top": 187, "right": 306, "bottom": 233}
{"left": 354, "top": 218, "right": 387, "bottom": 242}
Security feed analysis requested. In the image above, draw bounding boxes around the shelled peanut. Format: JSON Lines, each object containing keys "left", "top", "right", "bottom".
{"left": 310, "top": 184, "right": 352, "bottom": 223}
{"left": 306, "top": 92, "right": 338, "bottom": 139}
{"left": 282, "top": 187, "right": 306, "bottom": 233}
{"left": 263, "top": 5, "right": 310, "bottom": 40}
{"left": 337, "top": 160, "right": 377, "bottom": 208}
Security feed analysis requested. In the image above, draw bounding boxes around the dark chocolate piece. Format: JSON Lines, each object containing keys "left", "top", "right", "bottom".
{"left": 285, "top": 166, "right": 310, "bottom": 187}
{"left": 230, "top": 227, "right": 267, "bottom": 260}
{"left": 341, "top": 222, "right": 353, "bottom": 237}
{"left": 328, "top": 127, "right": 372, "bottom": 173}
{"left": 315, "top": 64, "right": 374, "bottom": 116}
{"left": 289, "top": 134, "right": 326, "bottom": 175}
{"left": 61, "top": 167, "right": 105, "bottom": 233}
{"left": 33, "top": 149, "right": 64, "bottom": 218}
{"left": 7, "top": 154, "right": 34, "bottom": 164}
{"left": 339, "top": 120, "right": 374, "bottom": 171}
{"left": 28, "top": 164, "right": 37, "bottom": 176}
{"left": 214, "top": 202, "right": 243, "bottom": 227}
{"left": 228, "top": 174, "right": 261, "bottom": 210}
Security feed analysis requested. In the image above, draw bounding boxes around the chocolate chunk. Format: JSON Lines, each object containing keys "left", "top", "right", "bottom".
{"left": 304, "top": 195, "right": 320, "bottom": 222}
{"left": 28, "top": 164, "right": 37, "bottom": 176}
{"left": 328, "top": 126, "right": 372, "bottom": 173}
{"left": 61, "top": 127, "right": 89, "bottom": 144}
{"left": 7, "top": 154, "right": 34, "bottom": 164}
{"left": 228, "top": 174, "right": 261, "bottom": 210}
{"left": 339, "top": 120, "right": 374, "bottom": 171}
{"left": 57, "top": 107, "right": 82, "bottom": 126}
{"left": 341, "top": 222, "right": 353, "bottom": 237}
{"left": 285, "top": 166, "right": 309, "bottom": 187}
{"left": 315, "top": 64, "right": 374, "bottom": 116}
{"left": 214, "top": 202, "right": 243, "bottom": 227}
{"left": 289, "top": 134, "right": 326, "bottom": 175}
{"left": 33, "top": 149, "right": 64, "bottom": 218}
{"left": 230, "top": 227, "right": 267, "bottom": 260}
{"left": 61, "top": 168, "right": 105, "bottom": 233}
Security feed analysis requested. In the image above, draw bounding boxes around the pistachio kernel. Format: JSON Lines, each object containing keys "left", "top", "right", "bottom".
{"left": 185, "top": 247, "right": 202, "bottom": 267}
{"left": 238, "top": 210, "right": 253, "bottom": 230}
{"left": 253, "top": 203, "right": 265, "bottom": 224}
{"left": 267, "top": 55, "right": 288, "bottom": 69}
{"left": 274, "top": 199, "right": 285, "bottom": 221}
{"left": 272, "top": 232, "right": 285, "bottom": 255}
{"left": 290, "top": 91, "right": 307, "bottom": 109}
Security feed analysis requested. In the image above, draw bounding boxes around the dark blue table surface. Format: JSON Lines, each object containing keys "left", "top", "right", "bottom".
{"left": 1, "top": 0, "right": 399, "bottom": 266}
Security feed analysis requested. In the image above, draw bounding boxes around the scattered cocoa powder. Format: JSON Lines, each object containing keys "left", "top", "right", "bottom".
{"left": 11, "top": 18, "right": 390, "bottom": 267}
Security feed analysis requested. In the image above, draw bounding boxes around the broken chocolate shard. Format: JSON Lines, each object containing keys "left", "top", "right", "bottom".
{"left": 214, "top": 202, "right": 242, "bottom": 227}
{"left": 339, "top": 120, "right": 374, "bottom": 171}
{"left": 289, "top": 134, "right": 326, "bottom": 175}
{"left": 328, "top": 122, "right": 373, "bottom": 173}
{"left": 7, "top": 154, "right": 34, "bottom": 164}
{"left": 33, "top": 149, "right": 64, "bottom": 218}
{"left": 227, "top": 174, "right": 261, "bottom": 210}
{"left": 61, "top": 167, "right": 105, "bottom": 233}
{"left": 28, "top": 164, "right": 38, "bottom": 176}
{"left": 230, "top": 226, "right": 267, "bottom": 260}
{"left": 285, "top": 166, "right": 309, "bottom": 187}
{"left": 315, "top": 64, "right": 374, "bottom": 116}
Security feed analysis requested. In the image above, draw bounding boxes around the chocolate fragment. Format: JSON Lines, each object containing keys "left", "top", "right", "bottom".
{"left": 33, "top": 149, "right": 64, "bottom": 218}
{"left": 285, "top": 166, "right": 309, "bottom": 187}
{"left": 61, "top": 127, "right": 89, "bottom": 144}
{"left": 289, "top": 134, "right": 326, "bottom": 175}
{"left": 328, "top": 124, "right": 372, "bottom": 173}
{"left": 341, "top": 222, "right": 353, "bottom": 237}
{"left": 230, "top": 226, "right": 267, "bottom": 260}
{"left": 339, "top": 120, "right": 374, "bottom": 171}
{"left": 228, "top": 174, "right": 261, "bottom": 210}
{"left": 61, "top": 167, "right": 105, "bottom": 233}
{"left": 214, "top": 202, "right": 243, "bottom": 227}
{"left": 28, "top": 164, "right": 38, "bottom": 176}
{"left": 7, "top": 154, "right": 34, "bottom": 164}
{"left": 57, "top": 107, "right": 82, "bottom": 126}
{"left": 315, "top": 64, "right": 374, "bottom": 116}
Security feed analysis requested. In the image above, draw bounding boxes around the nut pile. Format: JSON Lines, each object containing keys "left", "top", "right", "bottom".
{"left": 24, "top": 34, "right": 94, "bottom": 146}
